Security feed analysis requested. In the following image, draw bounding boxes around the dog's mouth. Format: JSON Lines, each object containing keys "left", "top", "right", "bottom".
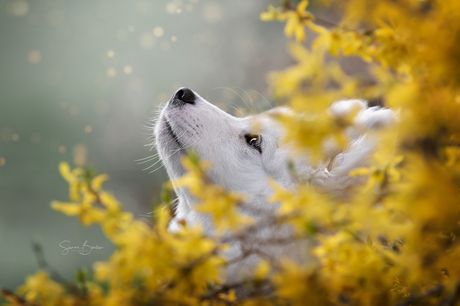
{"left": 164, "top": 117, "right": 183, "bottom": 149}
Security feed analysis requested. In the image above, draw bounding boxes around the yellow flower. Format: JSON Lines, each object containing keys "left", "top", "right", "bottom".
{"left": 91, "top": 174, "right": 109, "bottom": 192}
{"left": 51, "top": 197, "right": 106, "bottom": 226}
{"left": 350, "top": 153, "right": 404, "bottom": 190}
{"left": 284, "top": 1, "right": 314, "bottom": 41}
{"left": 253, "top": 260, "right": 271, "bottom": 281}
{"left": 59, "top": 162, "right": 83, "bottom": 201}
{"left": 14, "top": 1, "right": 460, "bottom": 304}
{"left": 269, "top": 179, "right": 333, "bottom": 234}
{"left": 261, "top": 1, "right": 314, "bottom": 41}
{"left": 174, "top": 155, "right": 253, "bottom": 233}
{"left": 16, "top": 271, "right": 73, "bottom": 306}
{"left": 444, "top": 146, "right": 460, "bottom": 167}
{"left": 100, "top": 208, "right": 133, "bottom": 237}
{"left": 259, "top": 5, "right": 283, "bottom": 22}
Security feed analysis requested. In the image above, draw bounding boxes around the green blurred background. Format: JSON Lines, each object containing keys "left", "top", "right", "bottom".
{"left": 0, "top": 0, "right": 296, "bottom": 291}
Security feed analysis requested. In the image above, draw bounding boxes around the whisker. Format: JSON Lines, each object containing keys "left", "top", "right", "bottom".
{"left": 137, "top": 156, "right": 158, "bottom": 165}
{"left": 139, "top": 197, "right": 180, "bottom": 217}
{"left": 138, "top": 204, "right": 167, "bottom": 217}
{"left": 143, "top": 158, "right": 165, "bottom": 171}
{"left": 234, "top": 85, "right": 257, "bottom": 114}
{"left": 251, "top": 89, "right": 274, "bottom": 110}
{"left": 148, "top": 164, "right": 166, "bottom": 174}
{"left": 144, "top": 130, "right": 193, "bottom": 172}
{"left": 147, "top": 140, "right": 198, "bottom": 174}
{"left": 213, "top": 87, "right": 251, "bottom": 113}
{"left": 225, "top": 102, "right": 243, "bottom": 115}
{"left": 136, "top": 154, "right": 158, "bottom": 162}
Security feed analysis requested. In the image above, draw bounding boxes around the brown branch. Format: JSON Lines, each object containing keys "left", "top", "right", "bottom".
{"left": 0, "top": 289, "right": 40, "bottom": 306}
{"left": 282, "top": 0, "right": 338, "bottom": 29}
{"left": 31, "top": 240, "right": 85, "bottom": 299}
{"left": 315, "top": 17, "right": 338, "bottom": 29}
{"left": 201, "top": 282, "right": 247, "bottom": 301}
{"left": 32, "top": 240, "right": 69, "bottom": 285}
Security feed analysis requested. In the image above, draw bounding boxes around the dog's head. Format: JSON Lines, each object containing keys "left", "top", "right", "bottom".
{"left": 155, "top": 88, "right": 306, "bottom": 202}
{"left": 154, "top": 87, "right": 396, "bottom": 231}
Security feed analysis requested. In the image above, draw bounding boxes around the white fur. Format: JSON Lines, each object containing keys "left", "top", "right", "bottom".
{"left": 154, "top": 90, "right": 395, "bottom": 281}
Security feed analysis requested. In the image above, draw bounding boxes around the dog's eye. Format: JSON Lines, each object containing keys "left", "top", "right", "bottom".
{"left": 244, "top": 134, "right": 262, "bottom": 153}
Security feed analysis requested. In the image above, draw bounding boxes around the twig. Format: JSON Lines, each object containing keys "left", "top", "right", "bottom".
{"left": 0, "top": 288, "right": 40, "bottom": 306}
{"left": 31, "top": 240, "right": 69, "bottom": 285}
{"left": 31, "top": 240, "right": 84, "bottom": 299}
{"left": 282, "top": 0, "right": 338, "bottom": 29}
{"left": 201, "top": 282, "right": 247, "bottom": 301}
{"left": 315, "top": 17, "right": 338, "bottom": 29}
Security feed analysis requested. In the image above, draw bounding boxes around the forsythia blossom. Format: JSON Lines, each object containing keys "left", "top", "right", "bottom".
{"left": 5, "top": 0, "right": 460, "bottom": 305}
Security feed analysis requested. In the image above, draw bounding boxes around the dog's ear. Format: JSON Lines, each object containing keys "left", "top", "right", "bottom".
{"left": 328, "top": 99, "right": 368, "bottom": 122}
{"left": 354, "top": 107, "right": 397, "bottom": 130}
{"left": 266, "top": 106, "right": 294, "bottom": 116}
{"left": 329, "top": 99, "right": 396, "bottom": 139}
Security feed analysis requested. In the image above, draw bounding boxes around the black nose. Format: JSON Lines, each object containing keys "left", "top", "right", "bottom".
{"left": 172, "top": 87, "right": 195, "bottom": 105}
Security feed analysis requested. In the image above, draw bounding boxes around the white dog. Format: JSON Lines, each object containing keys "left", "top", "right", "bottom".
{"left": 154, "top": 87, "right": 394, "bottom": 281}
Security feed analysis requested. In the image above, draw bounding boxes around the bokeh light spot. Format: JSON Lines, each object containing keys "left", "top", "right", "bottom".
{"left": 123, "top": 65, "right": 133, "bottom": 74}
{"left": 153, "top": 26, "right": 164, "bottom": 37}
{"left": 84, "top": 125, "right": 92, "bottom": 133}
{"left": 7, "top": 0, "right": 29, "bottom": 17}
{"left": 107, "top": 50, "right": 115, "bottom": 57}
{"left": 0, "top": 157, "right": 5, "bottom": 167}
{"left": 139, "top": 33, "right": 155, "bottom": 49}
{"left": 106, "top": 67, "right": 117, "bottom": 78}
{"left": 73, "top": 144, "right": 88, "bottom": 166}
{"left": 202, "top": 2, "right": 223, "bottom": 23}
{"left": 58, "top": 145, "right": 67, "bottom": 153}
{"left": 69, "top": 106, "right": 80, "bottom": 117}
{"left": 165, "top": 1, "right": 180, "bottom": 14}
{"left": 28, "top": 50, "right": 42, "bottom": 64}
